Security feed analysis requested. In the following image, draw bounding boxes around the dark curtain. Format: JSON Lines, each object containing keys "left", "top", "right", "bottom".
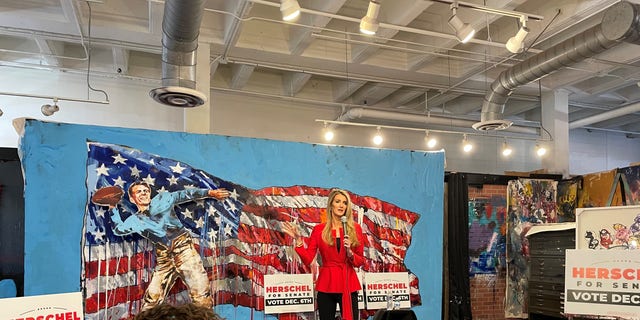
{"left": 446, "top": 173, "right": 471, "bottom": 320}
{"left": 0, "top": 148, "right": 25, "bottom": 297}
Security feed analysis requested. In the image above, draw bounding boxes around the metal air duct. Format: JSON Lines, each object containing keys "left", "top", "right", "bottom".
{"left": 149, "top": 0, "right": 207, "bottom": 107}
{"left": 336, "top": 108, "right": 539, "bottom": 135}
{"left": 474, "top": 1, "right": 640, "bottom": 131}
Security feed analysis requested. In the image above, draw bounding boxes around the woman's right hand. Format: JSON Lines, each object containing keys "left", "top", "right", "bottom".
{"left": 281, "top": 221, "right": 300, "bottom": 238}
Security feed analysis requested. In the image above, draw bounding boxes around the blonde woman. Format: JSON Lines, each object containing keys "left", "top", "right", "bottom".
{"left": 282, "top": 189, "right": 366, "bottom": 320}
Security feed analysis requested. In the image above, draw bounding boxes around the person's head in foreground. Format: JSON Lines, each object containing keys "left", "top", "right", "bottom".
{"left": 133, "top": 303, "right": 222, "bottom": 320}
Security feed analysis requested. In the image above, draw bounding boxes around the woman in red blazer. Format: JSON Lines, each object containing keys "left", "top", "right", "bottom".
{"left": 283, "top": 189, "right": 366, "bottom": 320}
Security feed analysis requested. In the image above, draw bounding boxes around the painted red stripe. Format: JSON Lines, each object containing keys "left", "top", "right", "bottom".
{"left": 251, "top": 186, "right": 330, "bottom": 197}
{"left": 242, "top": 204, "right": 323, "bottom": 223}
{"left": 249, "top": 188, "right": 419, "bottom": 224}
{"left": 84, "top": 251, "right": 154, "bottom": 278}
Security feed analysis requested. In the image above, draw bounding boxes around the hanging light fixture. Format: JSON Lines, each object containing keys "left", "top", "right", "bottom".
{"left": 360, "top": 0, "right": 381, "bottom": 35}
{"left": 280, "top": 0, "right": 301, "bottom": 21}
{"left": 323, "top": 122, "right": 335, "bottom": 142}
{"left": 448, "top": 1, "right": 475, "bottom": 43}
{"left": 41, "top": 98, "right": 60, "bottom": 116}
{"left": 505, "top": 16, "right": 529, "bottom": 53}
{"left": 462, "top": 134, "right": 473, "bottom": 152}
{"left": 424, "top": 130, "right": 437, "bottom": 149}
{"left": 501, "top": 140, "right": 513, "bottom": 157}
{"left": 535, "top": 143, "right": 547, "bottom": 157}
{"left": 372, "top": 126, "right": 383, "bottom": 146}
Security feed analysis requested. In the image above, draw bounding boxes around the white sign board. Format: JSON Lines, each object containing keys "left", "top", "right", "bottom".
{"left": 363, "top": 272, "right": 411, "bottom": 310}
{"left": 264, "top": 274, "right": 315, "bottom": 314}
{"left": 356, "top": 270, "right": 365, "bottom": 310}
{"left": 576, "top": 205, "right": 640, "bottom": 250}
{"left": 565, "top": 249, "right": 640, "bottom": 319}
{"left": 0, "top": 292, "right": 83, "bottom": 320}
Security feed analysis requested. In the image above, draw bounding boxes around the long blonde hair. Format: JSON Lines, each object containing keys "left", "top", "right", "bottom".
{"left": 321, "top": 189, "right": 360, "bottom": 247}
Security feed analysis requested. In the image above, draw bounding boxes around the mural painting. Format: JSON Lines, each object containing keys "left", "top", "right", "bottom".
{"left": 578, "top": 169, "right": 623, "bottom": 208}
{"left": 83, "top": 142, "right": 423, "bottom": 319}
{"left": 620, "top": 165, "right": 640, "bottom": 205}
{"left": 556, "top": 179, "right": 579, "bottom": 222}
{"left": 468, "top": 196, "right": 506, "bottom": 275}
{"left": 505, "top": 179, "right": 557, "bottom": 318}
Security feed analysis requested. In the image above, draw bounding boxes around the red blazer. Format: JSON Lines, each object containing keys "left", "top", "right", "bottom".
{"left": 295, "top": 222, "right": 366, "bottom": 293}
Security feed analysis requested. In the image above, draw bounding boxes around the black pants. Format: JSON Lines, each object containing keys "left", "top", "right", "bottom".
{"left": 317, "top": 291, "right": 359, "bottom": 320}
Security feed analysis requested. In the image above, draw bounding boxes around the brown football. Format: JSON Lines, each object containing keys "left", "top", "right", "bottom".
{"left": 91, "top": 186, "right": 124, "bottom": 206}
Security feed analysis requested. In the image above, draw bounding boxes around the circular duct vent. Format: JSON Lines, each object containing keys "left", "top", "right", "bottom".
{"left": 149, "top": 86, "right": 207, "bottom": 107}
{"left": 472, "top": 120, "right": 513, "bottom": 131}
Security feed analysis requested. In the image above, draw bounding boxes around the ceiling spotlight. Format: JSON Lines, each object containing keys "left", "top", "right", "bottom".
{"left": 462, "top": 134, "right": 473, "bottom": 152}
{"left": 424, "top": 131, "right": 437, "bottom": 149}
{"left": 506, "top": 17, "right": 529, "bottom": 53}
{"left": 372, "top": 127, "right": 383, "bottom": 146}
{"left": 280, "top": 0, "right": 301, "bottom": 22}
{"left": 41, "top": 98, "right": 59, "bottom": 116}
{"left": 501, "top": 140, "right": 513, "bottom": 157}
{"left": 535, "top": 143, "right": 547, "bottom": 157}
{"left": 322, "top": 122, "right": 334, "bottom": 142}
{"left": 448, "top": 1, "right": 475, "bottom": 43}
{"left": 360, "top": 0, "right": 381, "bottom": 35}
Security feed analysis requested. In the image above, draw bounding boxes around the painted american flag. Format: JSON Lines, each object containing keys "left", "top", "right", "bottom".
{"left": 82, "top": 142, "right": 422, "bottom": 320}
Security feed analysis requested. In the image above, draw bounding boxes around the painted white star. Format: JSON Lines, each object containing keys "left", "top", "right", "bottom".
{"left": 207, "top": 205, "right": 218, "bottom": 217}
{"left": 195, "top": 199, "right": 205, "bottom": 207}
{"left": 142, "top": 174, "right": 155, "bottom": 186}
{"left": 113, "top": 176, "right": 126, "bottom": 188}
{"left": 112, "top": 154, "right": 127, "bottom": 165}
{"left": 182, "top": 208, "right": 194, "bottom": 220}
{"left": 170, "top": 162, "right": 186, "bottom": 174}
{"left": 166, "top": 175, "right": 179, "bottom": 186}
{"left": 157, "top": 186, "right": 168, "bottom": 193}
{"left": 207, "top": 232, "right": 218, "bottom": 247}
{"left": 95, "top": 164, "right": 110, "bottom": 177}
{"left": 214, "top": 215, "right": 222, "bottom": 226}
{"left": 183, "top": 184, "right": 196, "bottom": 190}
{"left": 223, "top": 223, "right": 233, "bottom": 236}
{"left": 229, "top": 189, "right": 239, "bottom": 201}
{"left": 195, "top": 216, "right": 205, "bottom": 229}
{"left": 130, "top": 165, "right": 141, "bottom": 177}
{"left": 92, "top": 229, "right": 105, "bottom": 242}
{"left": 148, "top": 158, "right": 155, "bottom": 165}
{"left": 94, "top": 207, "right": 106, "bottom": 218}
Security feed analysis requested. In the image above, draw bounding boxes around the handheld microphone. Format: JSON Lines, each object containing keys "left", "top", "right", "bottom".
{"left": 340, "top": 216, "right": 348, "bottom": 244}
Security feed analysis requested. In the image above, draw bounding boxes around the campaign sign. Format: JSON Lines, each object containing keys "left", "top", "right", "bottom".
{"left": 565, "top": 249, "right": 640, "bottom": 319}
{"left": 264, "top": 274, "right": 314, "bottom": 314}
{"left": 364, "top": 272, "right": 411, "bottom": 310}
{"left": 0, "top": 292, "right": 83, "bottom": 320}
{"left": 357, "top": 270, "right": 365, "bottom": 310}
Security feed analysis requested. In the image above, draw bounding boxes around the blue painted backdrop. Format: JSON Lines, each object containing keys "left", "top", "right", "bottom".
{"left": 18, "top": 119, "right": 444, "bottom": 319}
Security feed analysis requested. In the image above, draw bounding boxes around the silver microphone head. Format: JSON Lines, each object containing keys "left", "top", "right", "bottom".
{"left": 340, "top": 216, "right": 347, "bottom": 223}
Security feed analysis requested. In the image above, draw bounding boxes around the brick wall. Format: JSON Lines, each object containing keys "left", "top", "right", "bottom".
{"left": 468, "top": 185, "right": 509, "bottom": 320}
{"left": 470, "top": 272, "right": 508, "bottom": 320}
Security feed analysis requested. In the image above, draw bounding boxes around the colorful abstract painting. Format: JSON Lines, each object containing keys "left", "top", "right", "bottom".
{"left": 557, "top": 179, "right": 579, "bottom": 222}
{"left": 468, "top": 196, "right": 507, "bottom": 275}
{"left": 578, "top": 169, "right": 622, "bottom": 208}
{"left": 82, "top": 142, "right": 422, "bottom": 319}
{"left": 620, "top": 166, "right": 640, "bottom": 205}
{"left": 505, "top": 179, "right": 557, "bottom": 318}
